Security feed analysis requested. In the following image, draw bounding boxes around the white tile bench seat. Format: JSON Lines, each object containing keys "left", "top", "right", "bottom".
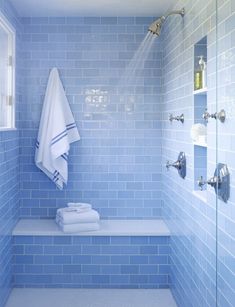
{"left": 13, "top": 219, "right": 170, "bottom": 236}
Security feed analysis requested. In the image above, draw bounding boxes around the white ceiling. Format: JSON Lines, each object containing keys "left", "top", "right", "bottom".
{"left": 9, "top": 0, "right": 176, "bottom": 17}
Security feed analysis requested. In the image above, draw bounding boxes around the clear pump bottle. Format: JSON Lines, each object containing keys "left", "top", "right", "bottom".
{"left": 198, "top": 55, "right": 207, "bottom": 89}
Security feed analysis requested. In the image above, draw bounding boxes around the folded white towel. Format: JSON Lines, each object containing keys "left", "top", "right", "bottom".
{"left": 67, "top": 203, "right": 92, "bottom": 212}
{"left": 56, "top": 208, "right": 100, "bottom": 225}
{"left": 35, "top": 68, "right": 80, "bottom": 190}
{"left": 57, "top": 221, "right": 100, "bottom": 233}
{"left": 56, "top": 207, "right": 77, "bottom": 224}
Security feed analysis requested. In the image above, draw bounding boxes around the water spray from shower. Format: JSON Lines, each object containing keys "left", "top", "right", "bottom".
{"left": 148, "top": 8, "right": 185, "bottom": 36}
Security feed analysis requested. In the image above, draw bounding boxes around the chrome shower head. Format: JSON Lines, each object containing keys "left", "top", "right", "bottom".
{"left": 148, "top": 16, "right": 166, "bottom": 36}
{"left": 148, "top": 8, "right": 185, "bottom": 36}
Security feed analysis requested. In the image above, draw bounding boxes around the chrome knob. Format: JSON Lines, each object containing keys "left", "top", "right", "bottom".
{"left": 202, "top": 109, "right": 226, "bottom": 123}
{"left": 165, "top": 152, "right": 186, "bottom": 179}
{"left": 197, "top": 175, "right": 221, "bottom": 191}
{"left": 202, "top": 110, "right": 211, "bottom": 121}
{"left": 198, "top": 164, "right": 230, "bottom": 203}
{"left": 169, "top": 113, "right": 184, "bottom": 123}
{"left": 166, "top": 160, "right": 181, "bottom": 170}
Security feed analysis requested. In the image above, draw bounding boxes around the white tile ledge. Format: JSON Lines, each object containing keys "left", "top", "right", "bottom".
{"left": 12, "top": 219, "right": 170, "bottom": 237}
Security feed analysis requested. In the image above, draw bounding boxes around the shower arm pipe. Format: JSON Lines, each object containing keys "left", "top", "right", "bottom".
{"left": 165, "top": 8, "right": 185, "bottom": 19}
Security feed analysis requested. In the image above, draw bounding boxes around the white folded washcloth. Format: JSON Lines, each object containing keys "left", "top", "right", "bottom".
{"left": 67, "top": 203, "right": 92, "bottom": 212}
{"left": 56, "top": 208, "right": 100, "bottom": 225}
{"left": 57, "top": 221, "right": 100, "bottom": 233}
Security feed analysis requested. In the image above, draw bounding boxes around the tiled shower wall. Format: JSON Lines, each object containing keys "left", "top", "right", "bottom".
{"left": 162, "top": 0, "right": 235, "bottom": 306}
{"left": 162, "top": 0, "right": 217, "bottom": 306}
{"left": 0, "top": 1, "right": 21, "bottom": 306}
{"left": 217, "top": 0, "right": 235, "bottom": 305}
{"left": 19, "top": 17, "right": 163, "bottom": 219}
{"left": 0, "top": 0, "right": 234, "bottom": 306}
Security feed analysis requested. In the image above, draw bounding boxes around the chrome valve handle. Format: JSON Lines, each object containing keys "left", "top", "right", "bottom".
{"left": 197, "top": 175, "right": 221, "bottom": 191}
{"left": 197, "top": 164, "right": 230, "bottom": 203}
{"left": 202, "top": 109, "right": 226, "bottom": 123}
{"left": 166, "top": 152, "right": 186, "bottom": 179}
{"left": 166, "top": 160, "right": 181, "bottom": 170}
{"left": 169, "top": 113, "right": 184, "bottom": 123}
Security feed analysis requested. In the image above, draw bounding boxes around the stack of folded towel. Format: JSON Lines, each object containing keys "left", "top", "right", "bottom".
{"left": 56, "top": 203, "right": 100, "bottom": 233}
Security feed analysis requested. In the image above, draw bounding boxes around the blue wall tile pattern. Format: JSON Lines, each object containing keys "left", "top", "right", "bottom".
{"left": 0, "top": 0, "right": 234, "bottom": 305}
{"left": 0, "top": 131, "right": 19, "bottom": 307}
{"left": 217, "top": 1, "right": 235, "bottom": 306}
{"left": 19, "top": 16, "right": 163, "bottom": 219}
{"left": 0, "top": 1, "right": 22, "bottom": 306}
{"left": 13, "top": 235, "right": 170, "bottom": 288}
{"left": 161, "top": 0, "right": 216, "bottom": 306}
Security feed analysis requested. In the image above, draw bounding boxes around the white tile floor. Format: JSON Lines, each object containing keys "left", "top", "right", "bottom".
{"left": 6, "top": 288, "right": 177, "bottom": 307}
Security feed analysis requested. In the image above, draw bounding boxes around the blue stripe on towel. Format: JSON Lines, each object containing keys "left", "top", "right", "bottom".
{"left": 50, "top": 125, "right": 77, "bottom": 146}
{"left": 51, "top": 129, "right": 67, "bottom": 142}
{"left": 51, "top": 123, "right": 76, "bottom": 143}
{"left": 53, "top": 170, "right": 60, "bottom": 182}
{"left": 51, "top": 132, "right": 68, "bottom": 146}
{"left": 61, "top": 154, "right": 68, "bottom": 161}
{"left": 67, "top": 125, "right": 76, "bottom": 131}
{"left": 66, "top": 122, "right": 76, "bottom": 128}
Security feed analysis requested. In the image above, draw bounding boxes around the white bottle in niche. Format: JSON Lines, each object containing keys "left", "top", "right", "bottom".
{"left": 199, "top": 55, "right": 207, "bottom": 89}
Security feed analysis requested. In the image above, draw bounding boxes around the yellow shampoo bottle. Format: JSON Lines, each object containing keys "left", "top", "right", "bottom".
{"left": 194, "top": 70, "right": 202, "bottom": 90}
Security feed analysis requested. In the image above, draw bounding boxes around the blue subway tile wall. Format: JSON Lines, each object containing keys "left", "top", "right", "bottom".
{"left": 0, "top": 1, "right": 21, "bottom": 306}
{"left": 160, "top": 0, "right": 233, "bottom": 306}
{"left": 0, "top": 131, "right": 19, "bottom": 307}
{"left": 19, "top": 16, "right": 163, "bottom": 219}
{"left": 13, "top": 235, "right": 170, "bottom": 288}
{"left": 217, "top": 1, "right": 235, "bottom": 306}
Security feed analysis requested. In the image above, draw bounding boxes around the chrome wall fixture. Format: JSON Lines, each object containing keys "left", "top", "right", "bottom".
{"left": 202, "top": 109, "right": 226, "bottom": 123}
{"left": 198, "top": 163, "right": 230, "bottom": 203}
{"left": 166, "top": 152, "right": 186, "bottom": 179}
{"left": 169, "top": 113, "right": 184, "bottom": 123}
{"left": 148, "top": 8, "right": 185, "bottom": 36}
{"left": 198, "top": 176, "right": 219, "bottom": 190}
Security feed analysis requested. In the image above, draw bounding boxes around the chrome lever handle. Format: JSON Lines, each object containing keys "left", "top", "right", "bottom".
{"left": 198, "top": 164, "right": 230, "bottom": 203}
{"left": 202, "top": 109, "right": 226, "bottom": 123}
{"left": 197, "top": 175, "right": 221, "bottom": 191}
{"left": 197, "top": 176, "right": 206, "bottom": 190}
{"left": 166, "top": 160, "right": 181, "bottom": 171}
{"left": 169, "top": 113, "right": 184, "bottom": 123}
{"left": 165, "top": 152, "right": 186, "bottom": 179}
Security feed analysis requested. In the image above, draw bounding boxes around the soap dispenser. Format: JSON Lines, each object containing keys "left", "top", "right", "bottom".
{"left": 199, "top": 55, "right": 207, "bottom": 89}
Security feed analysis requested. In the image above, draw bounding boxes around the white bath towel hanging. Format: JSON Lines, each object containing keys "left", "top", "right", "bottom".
{"left": 35, "top": 67, "right": 80, "bottom": 189}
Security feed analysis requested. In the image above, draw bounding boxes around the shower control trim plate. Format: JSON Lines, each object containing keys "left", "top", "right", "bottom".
{"left": 197, "top": 163, "right": 230, "bottom": 203}
{"left": 166, "top": 152, "right": 186, "bottom": 179}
